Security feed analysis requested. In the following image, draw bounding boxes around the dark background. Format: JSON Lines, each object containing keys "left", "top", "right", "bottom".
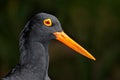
{"left": 0, "top": 0, "right": 120, "bottom": 80}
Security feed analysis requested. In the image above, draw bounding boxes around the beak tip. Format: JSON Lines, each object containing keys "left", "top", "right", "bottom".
{"left": 92, "top": 57, "right": 96, "bottom": 61}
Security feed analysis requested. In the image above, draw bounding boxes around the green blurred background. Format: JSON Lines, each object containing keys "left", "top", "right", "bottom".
{"left": 0, "top": 0, "right": 120, "bottom": 80}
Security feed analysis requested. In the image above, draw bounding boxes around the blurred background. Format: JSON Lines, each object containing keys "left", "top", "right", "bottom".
{"left": 0, "top": 0, "right": 120, "bottom": 80}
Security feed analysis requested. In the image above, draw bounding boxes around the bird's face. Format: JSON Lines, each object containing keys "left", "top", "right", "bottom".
{"left": 29, "top": 13, "right": 95, "bottom": 60}
{"left": 28, "top": 13, "right": 62, "bottom": 41}
{"left": 33, "top": 13, "right": 62, "bottom": 35}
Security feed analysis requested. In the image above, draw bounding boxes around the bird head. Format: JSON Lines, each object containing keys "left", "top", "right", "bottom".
{"left": 27, "top": 13, "right": 96, "bottom": 60}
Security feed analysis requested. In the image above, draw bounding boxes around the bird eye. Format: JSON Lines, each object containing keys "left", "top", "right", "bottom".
{"left": 43, "top": 18, "right": 52, "bottom": 27}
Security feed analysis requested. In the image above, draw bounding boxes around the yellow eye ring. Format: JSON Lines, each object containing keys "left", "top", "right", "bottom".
{"left": 43, "top": 18, "right": 52, "bottom": 27}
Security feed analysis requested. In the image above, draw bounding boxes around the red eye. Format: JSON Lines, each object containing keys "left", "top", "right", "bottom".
{"left": 43, "top": 18, "right": 52, "bottom": 27}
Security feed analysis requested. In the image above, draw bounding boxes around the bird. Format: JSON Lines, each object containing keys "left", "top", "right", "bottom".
{"left": 1, "top": 13, "right": 96, "bottom": 80}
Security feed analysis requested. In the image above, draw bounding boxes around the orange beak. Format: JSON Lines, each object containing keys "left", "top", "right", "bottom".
{"left": 53, "top": 31, "right": 96, "bottom": 61}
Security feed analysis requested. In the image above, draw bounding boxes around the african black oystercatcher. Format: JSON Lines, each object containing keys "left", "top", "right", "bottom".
{"left": 2, "top": 13, "right": 96, "bottom": 80}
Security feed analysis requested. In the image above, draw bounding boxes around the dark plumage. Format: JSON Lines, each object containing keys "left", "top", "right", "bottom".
{"left": 1, "top": 13, "right": 95, "bottom": 80}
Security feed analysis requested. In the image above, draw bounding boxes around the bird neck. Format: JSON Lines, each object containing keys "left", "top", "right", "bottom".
{"left": 20, "top": 41, "right": 49, "bottom": 64}
{"left": 19, "top": 39, "right": 50, "bottom": 79}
